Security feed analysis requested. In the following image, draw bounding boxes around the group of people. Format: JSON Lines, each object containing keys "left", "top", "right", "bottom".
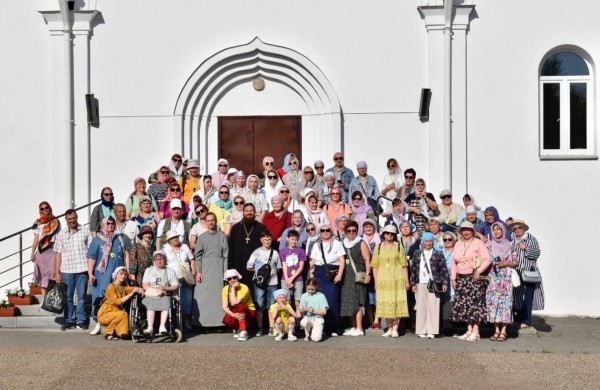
{"left": 27, "top": 152, "right": 545, "bottom": 342}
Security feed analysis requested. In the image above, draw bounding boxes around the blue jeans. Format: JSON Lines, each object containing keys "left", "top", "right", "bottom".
{"left": 179, "top": 285, "right": 193, "bottom": 315}
{"left": 517, "top": 283, "right": 536, "bottom": 326}
{"left": 254, "top": 284, "right": 278, "bottom": 311}
{"left": 61, "top": 272, "right": 88, "bottom": 326}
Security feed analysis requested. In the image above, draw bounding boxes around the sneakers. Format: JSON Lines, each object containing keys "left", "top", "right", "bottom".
{"left": 275, "top": 334, "right": 283, "bottom": 341}
{"left": 343, "top": 327, "right": 356, "bottom": 336}
{"left": 330, "top": 332, "right": 339, "bottom": 337}
{"left": 427, "top": 334, "right": 435, "bottom": 339}
{"left": 288, "top": 333, "right": 297, "bottom": 341}
{"left": 466, "top": 333, "right": 480, "bottom": 342}
{"left": 255, "top": 330, "right": 264, "bottom": 337}
{"left": 159, "top": 326, "right": 168, "bottom": 335}
{"left": 233, "top": 330, "right": 240, "bottom": 338}
{"left": 349, "top": 329, "right": 364, "bottom": 337}
{"left": 268, "top": 327, "right": 275, "bottom": 337}
{"left": 418, "top": 334, "right": 428, "bottom": 338}
{"left": 382, "top": 330, "right": 393, "bottom": 338}
{"left": 143, "top": 327, "right": 154, "bottom": 335}
{"left": 238, "top": 331, "right": 248, "bottom": 341}
{"left": 391, "top": 331, "right": 399, "bottom": 338}
{"left": 76, "top": 324, "right": 88, "bottom": 330}
{"left": 90, "top": 323, "right": 102, "bottom": 335}
{"left": 457, "top": 332, "right": 472, "bottom": 340}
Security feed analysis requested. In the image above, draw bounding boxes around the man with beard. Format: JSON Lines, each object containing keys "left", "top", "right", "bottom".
{"left": 228, "top": 203, "right": 266, "bottom": 293}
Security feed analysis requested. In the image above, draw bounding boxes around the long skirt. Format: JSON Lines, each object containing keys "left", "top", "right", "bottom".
{"left": 33, "top": 249, "right": 56, "bottom": 288}
{"left": 98, "top": 309, "right": 129, "bottom": 337}
{"left": 314, "top": 264, "right": 341, "bottom": 334}
{"left": 451, "top": 274, "right": 487, "bottom": 324}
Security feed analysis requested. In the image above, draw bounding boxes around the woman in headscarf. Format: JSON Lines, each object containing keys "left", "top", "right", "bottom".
{"left": 209, "top": 184, "right": 233, "bottom": 232}
{"left": 230, "top": 171, "right": 246, "bottom": 198}
{"left": 323, "top": 185, "right": 351, "bottom": 234}
{"left": 486, "top": 222, "right": 517, "bottom": 341}
{"left": 159, "top": 182, "right": 190, "bottom": 220}
{"left": 384, "top": 197, "right": 410, "bottom": 231}
{"left": 263, "top": 169, "right": 282, "bottom": 211}
{"left": 87, "top": 217, "right": 129, "bottom": 336}
{"left": 380, "top": 158, "right": 403, "bottom": 211}
{"left": 349, "top": 191, "right": 376, "bottom": 236}
{"left": 475, "top": 206, "right": 511, "bottom": 242}
{"left": 148, "top": 166, "right": 176, "bottom": 208}
{"left": 362, "top": 218, "right": 381, "bottom": 329}
{"left": 243, "top": 174, "right": 268, "bottom": 222}
{"left": 405, "top": 178, "right": 438, "bottom": 237}
{"left": 30, "top": 201, "right": 60, "bottom": 295}
{"left": 304, "top": 222, "right": 319, "bottom": 257}
{"left": 277, "top": 153, "right": 295, "bottom": 179}
{"left": 303, "top": 194, "right": 330, "bottom": 231}
{"left": 224, "top": 195, "right": 245, "bottom": 236}
{"left": 282, "top": 156, "right": 305, "bottom": 202}
{"left": 90, "top": 187, "right": 115, "bottom": 237}
{"left": 511, "top": 219, "right": 544, "bottom": 331}
{"left": 279, "top": 210, "right": 308, "bottom": 249}
{"left": 125, "top": 177, "right": 158, "bottom": 219}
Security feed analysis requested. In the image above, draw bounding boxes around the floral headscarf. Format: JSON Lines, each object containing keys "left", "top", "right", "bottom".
{"left": 96, "top": 217, "right": 114, "bottom": 274}
{"left": 350, "top": 191, "right": 373, "bottom": 235}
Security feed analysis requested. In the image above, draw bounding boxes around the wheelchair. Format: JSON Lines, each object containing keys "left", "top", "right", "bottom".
{"left": 129, "top": 292, "right": 183, "bottom": 343}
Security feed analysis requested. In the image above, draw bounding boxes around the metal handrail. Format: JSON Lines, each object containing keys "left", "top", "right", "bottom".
{"left": 0, "top": 199, "right": 101, "bottom": 290}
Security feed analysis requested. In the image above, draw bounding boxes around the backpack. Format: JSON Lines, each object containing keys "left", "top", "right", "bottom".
{"left": 253, "top": 249, "right": 274, "bottom": 288}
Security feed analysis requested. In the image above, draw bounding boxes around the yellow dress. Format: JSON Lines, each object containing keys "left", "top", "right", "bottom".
{"left": 97, "top": 283, "right": 133, "bottom": 337}
{"left": 371, "top": 243, "right": 409, "bottom": 319}
{"left": 269, "top": 302, "right": 294, "bottom": 333}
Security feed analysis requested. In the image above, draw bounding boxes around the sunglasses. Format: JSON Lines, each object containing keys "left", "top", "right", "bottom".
{"left": 265, "top": 162, "right": 274, "bottom": 166}
{"left": 197, "top": 209, "right": 207, "bottom": 213}
{"left": 220, "top": 191, "right": 229, "bottom": 194}
{"left": 40, "top": 206, "right": 50, "bottom": 211}
{"left": 320, "top": 229, "right": 332, "bottom": 233}
{"left": 304, "top": 171, "right": 313, "bottom": 174}
{"left": 443, "top": 238, "right": 453, "bottom": 242}
{"left": 346, "top": 228, "right": 358, "bottom": 233}
{"left": 172, "top": 158, "right": 182, "bottom": 163}
{"left": 306, "top": 228, "right": 316, "bottom": 232}
{"left": 267, "top": 175, "right": 278, "bottom": 179}
{"left": 289, "top": 161, "right": 298, "bottom": 166}
{"left": 353, "top": 197, "right": 362, "bottom": 201}
{"left": 441, "top": 195, "right": 452, "bottom": 199}
{"left": 315, "top": 166, "right": 324, "bottom": 169}
{"left": 218, "top": 164, "right": 228, "bottom": 167}
{"left": 404, "top": 175, "right": 414, "bottom": 179}
{"left": 226, "top": 276, "right": 239, "bottom": 281}
{"left": 234, "top": 201, "right": 244, "bottom": 206}
{"left": 280, "top": 190, "right": 290, "bottom": 194}
{"left": 170, "top": 188, "right": 181, "bottom": 192}
{"left": 334, "top": 157, "right": 344, "bottom": 161}
{"left": 160, "top": 171, "right": 170, "bottom": 175}
{"left": 103, "top": 193, "right": 114, "bottom": 197}
{"left": 106, "top": 222, "right": 115, "bottom": 226}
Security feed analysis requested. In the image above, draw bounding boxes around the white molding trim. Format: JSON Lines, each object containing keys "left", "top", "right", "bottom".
{"left": 173, "top": 37, "right": 342, "bottom": 169}
{"left": 39, "top": 10, "right": 100, "bottom": 36}
{"left": 418, "top": 5, "right": 475, "bottom": 32}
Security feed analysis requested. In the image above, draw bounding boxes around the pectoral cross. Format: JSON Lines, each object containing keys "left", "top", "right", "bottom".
{"left": 245, "top": 236, "right": 250, "bottom": 244}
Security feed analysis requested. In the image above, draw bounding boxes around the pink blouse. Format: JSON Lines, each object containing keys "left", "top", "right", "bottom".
{"left": 451, "top": 238, "right": 491, "bottom": 279}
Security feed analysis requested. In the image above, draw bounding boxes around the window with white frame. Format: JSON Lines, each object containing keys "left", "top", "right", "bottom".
{"left": 539, "top": 50, "right": 595, "bottom": 158}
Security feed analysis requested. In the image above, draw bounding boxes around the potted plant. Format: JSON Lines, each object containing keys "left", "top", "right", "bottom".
{"left": 28, "top": 281, "right": 43, "bottom": 295}
{"left": 0, "top": 300, "right": 16, "bottom": 317}
{"left": 6, "top": 287, "right": 34, "bottom": 305}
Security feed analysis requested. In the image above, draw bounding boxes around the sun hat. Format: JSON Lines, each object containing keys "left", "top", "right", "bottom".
{"left": 459, "top": 221, "right": 475, "bottom": 232}
{"left": 510, "top": 219, "right": 529, "bottom": 232}
{"left": 139, "top": 195, "right": 151, "bottom": 204}
{"left": 153, "top": 250, "right": 166, "bottom": 259}
{"left": 137, "top": 225, "right": 155, "bottom": 239}
{"left": 165, "top": 230, "right": 179, "bottom": 242}
{"left": 439, "top": 189, "right": 452, "bottom": 197}
{"left": 381, "top": 225, "right": 398, "bottom": 235}
{"left": 186, "top": 159, "right": 200, "bottom": 169}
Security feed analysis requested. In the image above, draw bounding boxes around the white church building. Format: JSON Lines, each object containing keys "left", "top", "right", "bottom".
{"left": 0, "top": 0, "right": 598, "bottom": 316}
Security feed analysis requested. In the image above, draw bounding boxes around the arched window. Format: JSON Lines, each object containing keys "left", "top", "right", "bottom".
{"left": 539, "top": 50, "right": 595, "bottom": 158}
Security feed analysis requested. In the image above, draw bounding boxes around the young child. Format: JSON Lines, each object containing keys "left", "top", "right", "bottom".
{"left": 278, "top": 230, "right": 306, "bottom": 311}
{"left": 269, "top": 289, "right": 298, "bottom": 341}
{"left": 246, "top": 230, "right": 282, "bottom": 336}
{"left": 299, "top": 278, "right": 329, "bottom": 342}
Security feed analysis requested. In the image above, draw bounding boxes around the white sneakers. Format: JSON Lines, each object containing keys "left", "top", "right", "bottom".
{"left": 382, "top": 330, "right": 400, "bottom": 338}
{"left": 143, "top": 327, "right": 153, "bottom": 335}
{"left": 159, "top": 326, "right": 168, "bottom": 335}
{"left": 90, "top": 323, "right": 101, "bottom": 335}
{"left": 418, "top": 333, "right": 436, "bottom": 339}
{"left": 238, "top": 331, "right": 248, "bottom": 341}
{"left": 287, "top": 333, "right": 297, "bottom": 341}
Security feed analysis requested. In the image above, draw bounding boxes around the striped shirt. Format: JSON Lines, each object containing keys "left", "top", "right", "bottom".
{"left": 54, "top": 224, "right": 92, "bottom": 274}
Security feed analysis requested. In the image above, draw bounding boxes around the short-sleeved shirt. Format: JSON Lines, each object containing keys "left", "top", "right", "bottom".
{"left": 54, "top": 225, "right": 92, "bottom": 274}
{"left": 279, "top": 247, "right": 306, "bottom": 281}
{"left": 163, "top": 243, "right": 194, "bottom": 272}
{"left": 299, "top": 291, "right": 328, "bottom": 319}
{"left": 221, "top": 283, "right": 256, "bottom": 311}
{"left": 309, "top": 239, "right": 345, "bottom": 266}
{"left": 246, "top": 247, "right": 282, "bottom": 286}
{"left": 142, "top": 265, "right": 179, "bottom": 288}
{"left": 269, "top": 302, "right": 294, "bottom": 321}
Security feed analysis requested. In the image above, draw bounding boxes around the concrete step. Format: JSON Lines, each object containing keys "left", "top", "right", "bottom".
{"left": 0, "top": 315, "right": 98, "bottom": 328}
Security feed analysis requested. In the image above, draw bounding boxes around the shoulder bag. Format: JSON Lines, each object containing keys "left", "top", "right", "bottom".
{"left": 320, "top": 242, "right": 339, "bottom": 282}
{"left": 521, "top": 267, "right": 542, "bottom": 284}
{"left": 342, "top": 243, "right": 367, "bottom": 284}
{"left": 422, "top": 253, "right": 443, "bottom": 296}
{"left": 253, "top": 249, "right": 274, "bottom": 288}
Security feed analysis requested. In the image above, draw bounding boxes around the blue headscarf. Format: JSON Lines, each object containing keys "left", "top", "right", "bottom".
{"left": 282, "top": 153, "right": 295, "bottom": 174}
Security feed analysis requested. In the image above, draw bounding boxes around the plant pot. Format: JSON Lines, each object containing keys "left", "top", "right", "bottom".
{"left": 8, "top": 296, "right": 34, "bottom": 305}
{"left": 0, "top": 307, "right": 16, "bottom": 317}
{"left": 29, "top": 286, "right": 43, "bottom": 295}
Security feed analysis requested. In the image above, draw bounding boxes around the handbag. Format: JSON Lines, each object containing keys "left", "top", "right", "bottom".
{"left": 144, "top": 287, "right": 162, "bottom": 297}
{"left": 422, "top": 253, "right": 443, "bottom": 296}
{"left": 176, "top": 259, "right": 196, "bottom": 287}
{"left": 93, "top": 291, "right": 105, "bottom": 317}
{"left": 511, "top": 269, "right": 521, "bottom": 287}
{"left": 521, "top": 268, "right": 542, "bottom": 284}
{"left": 343, "top": 242, "right": 367, "bottom": 284}
{"left": 360, "top": 183, "right": 383, "bottom": 214}
{"left": 320, "top": 242, "right": 339, "bottom": 282}
{"left": 41, "top": 279, "right": 67, "bottom": 314}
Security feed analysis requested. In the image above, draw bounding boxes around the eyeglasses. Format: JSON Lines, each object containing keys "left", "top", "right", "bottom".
{"left": 315, "top": 166, "right": 324, "bottom": 169}
{"left": 304, "top": 171, "right": 313, "bottom": 174}
{"left": 160, "top": 171, "right": 170, "bottom": 174}
{"left": 289, "top": 161, "right": 298, "bottom": 166}
{"left": 353, "top": 197, "right": 362, "bottom": 201}
{"left": 234, "top": 201, "right": 244, "bottom": 206}
{"left": 267, "top": 175, "right": 278, "bottom": 179}
{"left": 346, "top": 228, "right": 357, "bottom": 233}
{"left": 404, "top": 175, "right": 414, "bottom": 179}
{"left": 306, "top": 228, "right": 316, "bottom": 232}
{"left": 279, "top": 190, "right": 290, "bottom": 194}
{"left": 334, "top": 157, "right": 344, "bottom": 161}
{"left": 220, "top": 191, "right": 229, "bottom": 195}
{"left": 172, "top": 158, "right": 182, "bottom": 163}
{"left": 443, "top": 238, "right": 453, "bottom": 242}
{"left": 320, "top": 229, "right": 331, "bottom": 233}
{"left": 441, "top": 195, "right": 452, "bottom": 199}
{"left": 218, "top": 164, "right": 228, "bottom": 167}
{"left": 170, "top": 188, "right": 181, "bottom": 192}
{"left": 226, "top": 276, "right": 239, "bottom": 281}
{"left": 265, "top": 162, "right": 274, "bottom": 166}
{"left": 106, "top": 222, "right": 115, "bottom": 226}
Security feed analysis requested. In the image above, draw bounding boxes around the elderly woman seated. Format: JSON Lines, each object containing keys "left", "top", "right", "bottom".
{"left": 141, "top": 250, "right": 179, "bottom": 336}
{"left": 97, "top": 266, "right": 144, "bottom": 340}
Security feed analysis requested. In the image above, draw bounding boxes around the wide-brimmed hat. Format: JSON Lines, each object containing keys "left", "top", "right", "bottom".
{"left": 381, "top": 225, "right": 398, "bottom": 236}
{"left": 186, "top": 159, "right": 200, "bottom": 169}
{"left": 510, "top": 219, "right": 529, "bottom": 232}
{"left": 223, "top": 269, "right": 242, "bottom": 281}
{"left": 153, "top": 250, "right": 166, "bottom": 259}
{"left": 459, "top": 221, "right": 475, "bottom": 232}
{"left": 165, "top": 230, "right": 179, "bottom": 242}
{"left": 137, "top": 225, "right": 155, "bottom": 239}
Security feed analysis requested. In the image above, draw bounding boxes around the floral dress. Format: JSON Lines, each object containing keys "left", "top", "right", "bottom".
{"left": 130, "top": 242, "right": 154, "bottom": 286}
{"left": 485, "top": 258, "right": 516, "bottom": 324}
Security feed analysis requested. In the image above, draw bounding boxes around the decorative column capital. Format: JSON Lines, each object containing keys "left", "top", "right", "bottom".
{"left": 39, "top": 10, "right": 101, "bottom": 36}
{"left": 418, "top": 2, "right": 476, "bottom": 32}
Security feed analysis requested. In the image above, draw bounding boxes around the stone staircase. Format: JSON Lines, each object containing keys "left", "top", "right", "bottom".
{"left": 0, "top": 294, "right": 96, "bottom": 329}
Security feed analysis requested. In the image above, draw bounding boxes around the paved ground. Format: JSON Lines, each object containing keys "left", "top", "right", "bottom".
{"left": 1, "top": 316, "right": 599, "bottom": 389}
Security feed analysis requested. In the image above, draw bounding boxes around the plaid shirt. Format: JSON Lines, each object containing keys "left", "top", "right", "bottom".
{"left": 54, "top": 224, "right": 92, "bottom": 273}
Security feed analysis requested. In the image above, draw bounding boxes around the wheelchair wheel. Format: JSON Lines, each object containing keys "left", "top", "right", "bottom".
{"left": 173, "top": 328, "right": 182, "bottom": 343}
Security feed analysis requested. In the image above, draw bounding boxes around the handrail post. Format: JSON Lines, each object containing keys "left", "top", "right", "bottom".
{"left": 19, "top": 233, "right": 23, "bottom": 289}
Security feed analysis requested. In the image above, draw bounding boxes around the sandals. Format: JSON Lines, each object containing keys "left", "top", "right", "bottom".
{"left": 490, "top": 333, "right": 500, "bottom": 341}
{"left": 104, "top": 333, "right": 120, "bottom": 341}
{"left": 497, "top": 333, "right": 507, "bottom": 342}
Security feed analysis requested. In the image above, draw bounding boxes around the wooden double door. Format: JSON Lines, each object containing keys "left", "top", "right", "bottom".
{"left": 218, "top": 116, "right": 301, "bottom": 175}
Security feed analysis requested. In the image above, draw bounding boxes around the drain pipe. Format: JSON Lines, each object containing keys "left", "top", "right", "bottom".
{"left": 58, "top": 0, "right": 75, "bottom": 210}
{"left": 443, "top": 0, "right": 453, "bottom": 190}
